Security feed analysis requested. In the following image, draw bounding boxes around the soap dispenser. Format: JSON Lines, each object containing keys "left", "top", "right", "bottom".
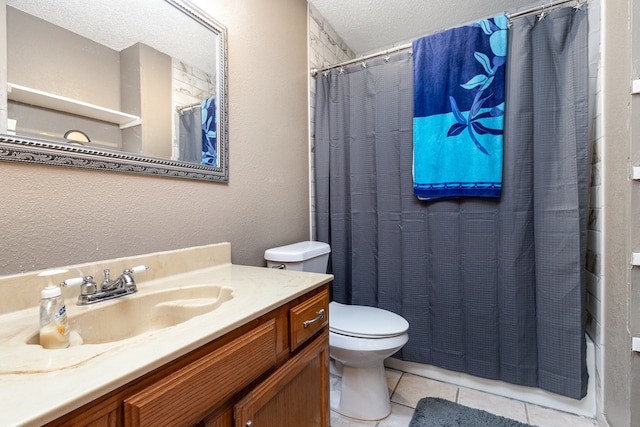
{"left": 38, "top": 274, "right": 70, "bottom": 349}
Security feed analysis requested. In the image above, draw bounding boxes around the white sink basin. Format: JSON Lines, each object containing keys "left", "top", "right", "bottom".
{"left": 27, "top": 284, "right": 233, "bottom": 345}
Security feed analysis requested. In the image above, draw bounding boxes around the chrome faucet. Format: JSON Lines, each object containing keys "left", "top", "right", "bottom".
{"left": 61, "top": 265, "right": 148, "bottom": 305}
{"left": 101, "top": 268, "right": 138, "bottom": 292}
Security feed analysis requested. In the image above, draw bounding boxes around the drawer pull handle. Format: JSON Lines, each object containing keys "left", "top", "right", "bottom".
{"left": 303, "top": 309, "right": 325, "bottom": 328}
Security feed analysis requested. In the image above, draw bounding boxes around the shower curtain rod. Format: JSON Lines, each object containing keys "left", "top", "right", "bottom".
{"left": 311, "top": 0, "right": 582, "bottom": 77}
{"left": 311, "top": 44, "right": 412, "bottom": 76}
{"left": 176, "top": 102, "right": 201, "bottom": 113}
{"left": 509, "top": 0, "right": 582, "bottom": 19}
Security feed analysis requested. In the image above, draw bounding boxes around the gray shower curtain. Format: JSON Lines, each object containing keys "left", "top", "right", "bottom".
{"left": 315, "top": 7, "right": 589, "bottom": 399}
{"left": 178, "top": 107, "right": 202, "bottom": 163}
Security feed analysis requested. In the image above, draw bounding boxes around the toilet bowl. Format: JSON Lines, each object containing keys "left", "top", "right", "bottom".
{"left": 329, "top": 301, "right": 409, "bottom": 421}
{"left": 263, "top": 241, "right": 410, "bottom": 421}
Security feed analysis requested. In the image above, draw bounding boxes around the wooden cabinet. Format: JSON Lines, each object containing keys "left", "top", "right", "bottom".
{"left": 234, "top": 332, "right": 329, "bottom": 427}
{"left": 46, "top": 285, "right": 329, "bottom": 427}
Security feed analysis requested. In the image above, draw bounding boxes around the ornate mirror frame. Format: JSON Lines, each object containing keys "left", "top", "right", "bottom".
{"left": 0, "top": 0, "right": 229, "bottom": 182}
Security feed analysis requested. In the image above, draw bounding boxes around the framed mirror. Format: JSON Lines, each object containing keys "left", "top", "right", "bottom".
{"left": 0, "top": 0, "right": 228, "bottom": 182}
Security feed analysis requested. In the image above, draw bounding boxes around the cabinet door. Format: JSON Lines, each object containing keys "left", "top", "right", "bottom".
{"left": 124, "top": 320, "right": 277, "bottom": 427}
{"left": 234, "top": 331, "right": 329, "bottom": 427}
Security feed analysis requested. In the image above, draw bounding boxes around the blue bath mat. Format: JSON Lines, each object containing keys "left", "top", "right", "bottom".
{"left": 409, "top": 397, "right": 535, "bottom": 427}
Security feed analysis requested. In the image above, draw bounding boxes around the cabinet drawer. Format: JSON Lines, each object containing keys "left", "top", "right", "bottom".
{"left": 124, "top": 320, "right": 277, "bottom": 427}
{"left": 289, "top": 289, "right": 329, "bottom": 351}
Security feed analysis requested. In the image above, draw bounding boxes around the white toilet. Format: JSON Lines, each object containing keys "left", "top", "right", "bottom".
{"left": 264, "top": 241, "right": 409, "bottom": 421}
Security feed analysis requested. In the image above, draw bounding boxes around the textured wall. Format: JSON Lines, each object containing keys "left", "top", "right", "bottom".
{"left": 629, "top": 3, "right": 640, "bottom": 426}
{"left": 602, "top": 0, "right": 634, "bottom": 425}
{"left": 0, "top": 0, "right": 310, "bottom": 275}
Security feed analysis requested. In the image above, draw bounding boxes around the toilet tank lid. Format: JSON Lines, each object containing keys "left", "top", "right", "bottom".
{"left": 264, "top": 241, "right": 331, "bottom": 262}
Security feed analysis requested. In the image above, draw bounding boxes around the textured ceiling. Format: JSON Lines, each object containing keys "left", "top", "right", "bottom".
{"left": 308, "top": 0, "right": 551, "bottom": 55}
{"left": 10, "top": 0, "right": 556, "bottom": 68}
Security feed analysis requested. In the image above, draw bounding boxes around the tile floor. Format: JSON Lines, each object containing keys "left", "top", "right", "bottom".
{"left": 330, "top": 368, "right": 599, "bottom": 427}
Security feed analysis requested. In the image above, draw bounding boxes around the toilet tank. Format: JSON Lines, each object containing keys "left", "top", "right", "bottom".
{"left": 264, "top": 241, "right": 330, "bottom": 273}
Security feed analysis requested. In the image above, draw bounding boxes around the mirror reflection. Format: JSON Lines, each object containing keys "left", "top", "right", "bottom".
{"left": 1, "top": 0, "right": 228, "bottom": 181}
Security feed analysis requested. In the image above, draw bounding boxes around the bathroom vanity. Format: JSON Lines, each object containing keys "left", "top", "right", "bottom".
{"left": 0, "top": 243, "right": 332, "bottom": 426}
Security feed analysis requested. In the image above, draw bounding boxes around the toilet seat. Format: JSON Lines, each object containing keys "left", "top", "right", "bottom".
{"left": 329, "top": 301, "right": 409, "bottom": 338}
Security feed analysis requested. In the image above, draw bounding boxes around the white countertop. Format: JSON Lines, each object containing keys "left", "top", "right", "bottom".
{"left": 0, "top": 243, "right": 332, "bottom": 427}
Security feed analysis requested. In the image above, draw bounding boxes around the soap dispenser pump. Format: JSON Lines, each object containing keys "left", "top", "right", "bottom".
{"left": 38, "top": 272, "right": 70, "bottom": 349}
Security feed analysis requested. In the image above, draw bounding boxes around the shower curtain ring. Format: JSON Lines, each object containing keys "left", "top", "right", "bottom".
{"left": 538, "top": 5, "right": 546, "bottom": 21}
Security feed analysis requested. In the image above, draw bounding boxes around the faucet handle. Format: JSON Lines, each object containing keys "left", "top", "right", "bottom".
{"left": 60, "top": 275, "right": 98, "bottom": 301}
{"left": 121, "top": 265, "right": 148, "bottom": 292}
{"left": 60, "top": 277, "right": 83, "bottom": 288}
{"left": 80, "top": 276, "right": 98, "bottom": 296}
{"left": 126, "top": 265, "right": 149, "bottom": 274}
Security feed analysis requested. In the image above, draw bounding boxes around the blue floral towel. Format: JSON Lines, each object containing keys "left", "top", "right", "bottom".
{"left": 201, "top": 96, "right": 217, "bottom": 166}
{"left": 412, "top": 16, "right": 507, "bottom": 201}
